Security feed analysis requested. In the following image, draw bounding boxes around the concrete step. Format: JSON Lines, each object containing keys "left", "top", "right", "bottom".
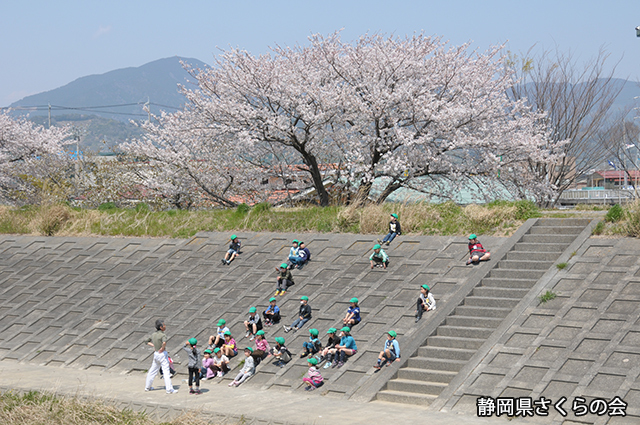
{"left": 506, "top": 251, "right": 560, "bottom": 262}
{"left": 536, "top": 218, "right": 591, "bottom": 227}
{"left": 480, "top": 277, "right": 538, "bottom": 289}
{"left": 426, "top": 335, "right": 485, "bottom": 350}
{"left": 437, "top": 325, "right": 495, "bottom": 339}
{"left": 514, "top": 242, "right": 567, "bottom": 252}
{"left": 529, "top": 225, "right": 585, "bottom": 235}
{"left": 489, "top": 268, "right": 546, "bottom": 280}
{"left": 407, "top": 356, "right": 467, "bottom": 371}
{"left": 455, "top": 305, "right": 511, "bottom": 319}
{"left": 387, "top": 378, "right": 448, "bottom": 395}
{"left": 464, "top": 296, "right": 520, "bottom": 308}
{"left": 521, "top": 234, "right": 576, "bottom": 244}
{"left": 397, "top": 367, "right": 458, "bottom": 383}
{"left": 445, "top": 315, "right": 503, "bottom": 329}
{"left": 498, "top": 260, "right": 554, "bottom": 270}
{"left": 417, "top": 346, "right": 476, "bottom": 361}
{"left": 375, "top": 390, "right": 438, "bottom": 406}
{"left": 473, "top": 286, "right": 530, "bottom": 299}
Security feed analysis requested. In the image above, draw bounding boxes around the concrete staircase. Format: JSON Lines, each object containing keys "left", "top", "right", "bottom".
{"left": 376, "top": 218, "right": 591, "bottom": 405}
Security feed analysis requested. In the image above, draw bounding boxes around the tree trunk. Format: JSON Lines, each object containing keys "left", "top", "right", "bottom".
{"left": 300, "top": 152, "right": 329, "bottom": 207}
{"left": 375, "top": 179, "right": 403, "bottom": 204}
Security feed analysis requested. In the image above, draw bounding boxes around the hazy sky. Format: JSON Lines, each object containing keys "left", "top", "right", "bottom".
{"left": 1, "top": 0, "right": 639, "bottom": 106}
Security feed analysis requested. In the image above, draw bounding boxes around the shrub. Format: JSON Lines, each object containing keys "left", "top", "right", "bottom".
{"left": 252, "top": 202, "right": 271, "bottom": 214}
{"left": 32, "top": 205, "right": 72, "bottom": 236}
{"left": 514, "top": 200, "right": 540, "bottom": 220}
{"left": 97, "top": 202, "right": 117, "bottom": 211}
{"left": 236, "top": 203, "right": 250, "bottom": 215}
{"left": 605, "top": 204, "right": 623, "bottom": 223}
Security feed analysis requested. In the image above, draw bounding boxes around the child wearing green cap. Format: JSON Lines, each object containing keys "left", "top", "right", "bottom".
{"left": 283, "top": 296, "right": 312, "bottom": 332}
{"left": 287, "top": 239, "right": 301, "bottom": 268}
{"left": 370, "top": 244, "right": 389, "bottom": 269}
{"left": 263, "top": 297, "right": 281, "bottom": 326}
{"left": 380, "top": 213, "right": 401, "bottom": 246}
{"left": 270, "top": 337, "right": 292, "bottom": 367}
{"left": 467, "top": 234, "right": 490, "bottom": 265}
{"left": 228, "top": 348, "right": 255, "bottom": 387}
{"left": 274, "top": 263, "right": 295, "bottom": 296}
{"left": 201, "top": 349, "right": 215, "bottom": 380}
{"left": 253, "top": 330, "right": 270, "bottom": 361}
{"left": 208, "top": 347, "right": 230, "bottom": 377}
{"left": 243, "top": 307, "right": 263, "bottom": 340}
{"left": 374, "top": 331, "right": 401, "bottom": 370}
{"left": 320, "top": 328, "right": 342, "bottom": 369}
{"left": 222, "top": 235, "right": 241, "bottom": 265}
{"left": 334, "top": 326, "right": 357, "bottom": 368}
{"left": 416, "top": 284, "right": 436, "bottom": 322}
{"left": 342, "top": 298, "right": 361, "bottom": 327}
{"left": 221, "top": 331, "right": 237, "bottom": 358}
{"left": 302, "top": 357, "right": 324, "bottom": 391}
{"left": 208, "top": 319, "right": 230, "bottom": 349}
{"left": 182, "top": 338, "right": 202, "bottom": 394}
{"left": 300, "top": 328, "right": 322, "bottom": 358}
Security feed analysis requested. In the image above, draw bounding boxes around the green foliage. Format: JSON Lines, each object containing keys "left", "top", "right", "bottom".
{"left": 556, "top": 262, "right": 568, "bottom": 270}
{"left": 97, "top": 202, "right": 117, "bottom": 211}
{"left": 592, "top": 221, "right": 605, "bottom": 235}
{"left": 538, "top": 290, "right": 557, "bottom": 304}
{"left": 252, "top": 202, "right": 271, "bottom": 214}
{"left": 513, "top": 200, "right": 540, "bottom": 220}
{"left": 135, "top": 203, "right": 150, "bottom": 212}
{"left": 236, "top": 203, "right": 251, "bottom": 215}
{"left": 605, "top": 204, "right": 623, "bottom": 223}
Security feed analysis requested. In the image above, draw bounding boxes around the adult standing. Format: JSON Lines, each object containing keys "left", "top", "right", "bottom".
{"left": 144, "top": 319, "right": 177, "bottom": 394}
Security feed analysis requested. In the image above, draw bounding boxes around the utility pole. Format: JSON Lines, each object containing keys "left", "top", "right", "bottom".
{"left": 145, "top": 97, "right": 150, "bottom": 123}
{"left": 48, "top": 103, "right": 51, "bottom": 128}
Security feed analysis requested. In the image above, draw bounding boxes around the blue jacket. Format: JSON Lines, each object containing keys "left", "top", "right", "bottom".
{"left": 340, "top": 335, "right": 357, "bottom": 351}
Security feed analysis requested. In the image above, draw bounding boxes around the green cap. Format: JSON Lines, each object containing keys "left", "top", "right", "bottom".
{"left": 388, "top": 330, "right": 397, "bottom": 338}
{"left": 469, "top": 234, "right": 476, "bottom": 240}
{"left": 307, "top": 357, "right": 318, "bottom": 365}
{"left": 245, "top": 347, "right": 254, "bottom": 353}
{"left": 204, "top": 349, "right": 212, "bottom": 354}
{"left": 341, "top": 326, "right": 351, "bottom": 332}
{"left": 327, "top": 328, "right": 337, "bottom": 334}
{"left": 269, "top": 297, "right": 277, "bottom": 302}
{"left": 373, "top": 244, "right": 381, "bottom": 250}
{"left": 217, "top": 319, "right": 226, "bottom": 326}
{"left": 421, "top": 284, "right": 430, "bottom": 291}
{"left": 300, "top": 296, "right": 309, "bottom": 301}
{"left": 350, "top": 297, "right": 359, "bottom": 304}
{"left": 309, "top": 328, "right": 319, "bottom": 336}
{"left": 275, "top": 336, "right": 285, "bottom": 345}
{"left": 391, "top": 213, "right": 398, "bottom": 219}
{"left": 280, "top": 263, "right": 288, "bottom": 269}
{"left": 231, "top": 234, "right": 237, "bottom": 240}
{"left": 223, "top": 330, "right": 231, "bottom": 336}
{"left": 292, "top": 239, "right": 299, "bottom": 244}
{"left": 188, "top": 338, "right": 197, "bottom": 346}
{"left": 256, "top": 330, "right": 265, "bottom": 336}
{"left": 213, "top": 347, "right": 220, "bottom": 354}
{"left": 249, "top": 307, "right": 257, "bottom": 313}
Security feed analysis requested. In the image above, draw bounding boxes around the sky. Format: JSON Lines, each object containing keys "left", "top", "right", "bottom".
{"left": 1, "top": 0, "right": 639, "bottom": 107}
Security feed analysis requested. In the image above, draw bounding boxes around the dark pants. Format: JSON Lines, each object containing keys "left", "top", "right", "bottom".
{"left": 263, "top": 311, "right": 281, "bottom": 324}
{"left": 416, "top": 298, "right": 426, "bottom": 319}
{"left": 188, "top": 367, "right": 200, "bottom": 387}
{"left": 209, "top": 362, "right": 230, "bottom": 374}
{"left": 372, "top": 257, "right": 389, "bottom": 266}
{"left": 277, "top": 278, "right": 293, "bottom": 291}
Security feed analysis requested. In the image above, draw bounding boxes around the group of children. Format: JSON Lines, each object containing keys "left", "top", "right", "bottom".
{"left": 146, "top": 214, "right": 492, "bottom": 395}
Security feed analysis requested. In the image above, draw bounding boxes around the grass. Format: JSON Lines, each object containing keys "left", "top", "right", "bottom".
{"left": 556, "top": 262, "right": 568, "bottom": 270}
{"left": 0, "top": 200, "right": 542, "bottom": 238}
{"left": 0, "top": 390, "right": 210, "bottom": 425}
{"left": 538, "top": 290, "right": 557, "bottom": 304}
{"left": 587, "top": 201, "right": 640, "bottom": 238}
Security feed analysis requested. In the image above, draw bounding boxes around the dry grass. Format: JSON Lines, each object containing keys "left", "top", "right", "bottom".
{"left": 0, "top": 391, "right": 211, "bottom": 425}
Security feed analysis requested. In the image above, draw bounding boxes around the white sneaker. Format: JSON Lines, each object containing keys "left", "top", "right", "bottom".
{"left": 166, "top": 389, "right": 178, "bottom": 394}
{"left": 323, "top": 362, "right": 332, "bottom": 369}
{"left": 217, "top": 371, "right": 224, "bottom": 378}
{"left": 145, "top": 387, "right": 154, "bottom": 392}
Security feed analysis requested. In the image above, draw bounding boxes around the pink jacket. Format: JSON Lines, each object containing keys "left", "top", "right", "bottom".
{"left": 202, "top": 357, "right": 217, "bottom": 379}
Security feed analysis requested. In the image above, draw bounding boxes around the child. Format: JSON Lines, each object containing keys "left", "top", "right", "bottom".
{"left": 283, "top": 296, "right": 312, "bottom": 332}
{"left": 263, "top": 297, "right": 281, "bottom": 326}
{"left": 321, "top": 328, "right": 342, "bottom": 369}
{"left": 270, "top": 336, "right": 292, "bottom": 367}
{"left": 209, "top": 347, "right": 230, "bottom": 377}
{"left": 415, "top": 284, "right": 436, "bottom": 323}
{"left": 300, "top": 328, "right": 321, "bottom": 358}
{"left": 228, "top": 347, "right": 255, "bottom": 387}
{"left": 334, "top": 326, "right": 357, "bottom": 369}
{"left": 302, "top": 357, "right": 324, "bottom": 391}
{"left": 222, "top": 235, "right": 241, "bottom": 265}
{"left": 287, "top": 239, "right": 301, "bottom": 268}
{"left": 342, "top": 297, "right": 361, "bottom": 327}
{"left": 201, "top": 349, "right": 216, "bottom": 380}
{"left": 243, "top": 307, "right": 263, "bottom": 340}
{"left": 294, "top": 242, "right": 311, "bottom": 269}
{"left": 221, "top": 330, "right": 237, "bottom": 358}
{"left": 374, "top": 330, "right": 401, "bottom": 370}
{"left": 253, "top": 329, "right": 270, "bottom": 361}
{"left": 466, "top": 234, "right": 490, "bottom": 265}
{"left": 380, "top": 213, "right": 401, "bottom": 246}
{"left": 182, "top": 338, "right": 202, "bottom": 394}
{"left": 369, "top": 244, "right": 389, "bottom": 269}
{"left": 208, "top": 319, "right": 229, "bottom": 348}
{"left": 275, "top": 263, "right": 294, "bottom": 296}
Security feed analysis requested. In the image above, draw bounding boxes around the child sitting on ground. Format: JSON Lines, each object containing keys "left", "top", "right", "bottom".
{"left": 300, "top": 328, "right": 321, "bottom": 358}
{"left": 380, "top": 213, "right": 401, "bottom": 246}
{"left": 208, "top": 319, "right": 229, "bottom": 349}
{"left": 209, "top": 347, "right": 230, "bottom": 377}
{"left": 374, "top": 330, "right": 401, "bottom": 370}
{"left": 228, "top": 347, "right": 255, "bottom": 387}
{"left": 243, "top": 307, "right": 263, "bottom": 340}
{"left": 253, "top": 330, "right": 270, "bottom": 361}
{"left": 321, "top": 328, "right": 342, "bottom": 369}
{"left": 294, "top": 242, "right": 311, "bottom": 269}
{"left": 370, "top": 244, "right": 389, "bottom": 269}
{"left": 287, "top": 239, "right": 301, "bottom": 268}
{"left": 263, "top": 297, "right": 281, "bottom": 326}
{"left": 302, "top": 357, "right": 324, "bottom": 391}
{"left": 270, "top": 336, "right": 292, "bottom": 367}
{"left": 182, "top": 338, "right": 202, "bottom": 394}
{"left": 275, "top": 263, "right": 295, "bottom": 296}
{"left": 201, "top": 349, "right": 215, "bottom": 380}
{"left": 221, "top": 330, "right": 237, "bottom": 358}
{"left": 283, "top": 296, "right": 312, "bottom": 333}
{"left": 466, "top": 234, "right": 491, "bottom": 265}
{"left": 222, "top": 235, "right": 241, "bottom": 265}
{"left": 333, "top": 326, "right": 357, "bottom": 369}
{"left": 342, "top": 297, "right": 361, "bottom": 327}
{"left": 415, "top": 284, "right": 436, "bottom": 323}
